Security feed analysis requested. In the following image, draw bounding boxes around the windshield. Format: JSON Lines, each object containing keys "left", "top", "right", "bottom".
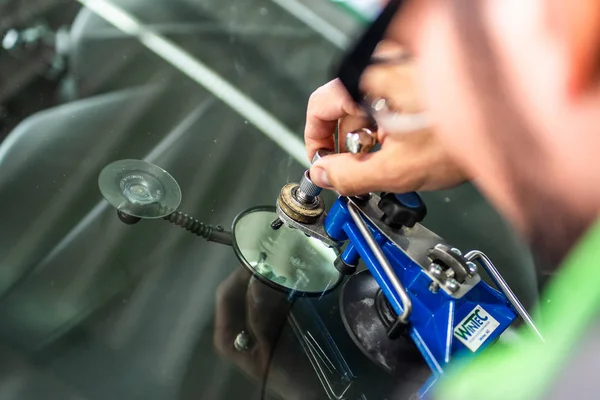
{"left": 0, "top": 1, "right": 541, "bottom": 399}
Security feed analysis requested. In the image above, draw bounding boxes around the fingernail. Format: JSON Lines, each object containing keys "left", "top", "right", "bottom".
{"left": 311, "top": 166, "right": 331, "bottom": 188}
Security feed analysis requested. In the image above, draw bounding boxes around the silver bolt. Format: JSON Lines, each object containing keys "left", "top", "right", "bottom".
{"left": 450, "top": 248, "right": 462, "bottom": 256}
{"left": 445, "top": 278, "right": 460, "bottom": 293}
{"left": 371, "top": 97, "right": 388, "bottom": 112}
{"left": 466, "top": 261, "right": 478, "bottom": 276}
{"left": 345, "top": 128, "right": 377, "bottom": 154}
{"left": 429, "top": 263, "right": 443, "bottom": 278}
{"left": 234, "top": 331, "right": 251, "bottom": 352}
{"left": 429, "top": 282, "right": 440, "bottom": 293}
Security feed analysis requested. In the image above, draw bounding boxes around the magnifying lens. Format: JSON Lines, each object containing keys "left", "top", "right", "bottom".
{"left": 98, "top": 160, "right": 343, "bottom": 297}
{"left": 232, "top": 206, "right": 342, "bottom": 296}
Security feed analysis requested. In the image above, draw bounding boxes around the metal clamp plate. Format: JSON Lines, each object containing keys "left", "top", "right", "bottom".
{"left": 276, "top": 202, "right": 342, "bottom": 248}
{"left": 348, "top": 196, "right": 480, "bottom": 299}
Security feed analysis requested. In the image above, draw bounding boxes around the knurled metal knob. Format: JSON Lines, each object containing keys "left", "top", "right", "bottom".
{"left": 296, "top": 170, "right": 322, "bottom": 202}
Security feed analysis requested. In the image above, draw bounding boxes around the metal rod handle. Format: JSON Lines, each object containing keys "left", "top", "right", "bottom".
{"left": 347, "top": 202, "right": 412, "bottom": 323}
{"left": 465, "top": 250, "right": 545, "bottom": 342}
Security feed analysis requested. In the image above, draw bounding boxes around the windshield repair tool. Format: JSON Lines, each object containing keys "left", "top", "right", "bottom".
{"left": 98, "top": 147, "right": 543, "bottom": 398}
{"left": 97, "top": 159, "right": 343, "bottom": 296}
{"left": 272, "top": 129, "right": 544, "bottom": 398}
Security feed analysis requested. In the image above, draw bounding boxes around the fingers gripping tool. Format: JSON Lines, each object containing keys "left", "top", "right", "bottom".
{"left": 272, "top": 130, "right": 543, "bottom": 397}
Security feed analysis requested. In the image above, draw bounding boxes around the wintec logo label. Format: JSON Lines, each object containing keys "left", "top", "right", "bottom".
{"left": 453, "top": 305, "right": 500, "bottom": 352}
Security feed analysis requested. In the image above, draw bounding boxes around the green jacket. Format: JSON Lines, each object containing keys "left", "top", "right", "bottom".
{"left": 436, "top": 220, "right": 600, "bottom": 399}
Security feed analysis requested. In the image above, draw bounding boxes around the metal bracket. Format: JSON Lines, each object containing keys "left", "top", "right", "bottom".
{"left": 347, "top": 196, "right": 480, "bottom": 299}
{"left": 276, "top": 201, "right": 342, "bottom": 248}
{"left": 423, "top": 244, "right": 481, "bottom": 299}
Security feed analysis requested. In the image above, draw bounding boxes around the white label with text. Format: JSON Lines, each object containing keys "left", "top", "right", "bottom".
{"left": 453, "top": 305, "right": 500, "bottom": 352}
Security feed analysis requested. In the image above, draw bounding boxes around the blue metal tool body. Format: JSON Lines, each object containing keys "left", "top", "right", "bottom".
{"left": 324, "top": 197, "right": 517, "bottom": 393}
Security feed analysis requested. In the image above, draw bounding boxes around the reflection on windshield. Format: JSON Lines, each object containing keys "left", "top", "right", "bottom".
{"left": 77, "top": 0, "right": 309, "bottom": 166}
{"left": 0, "top": 0, "right": 357, "bottom": 397}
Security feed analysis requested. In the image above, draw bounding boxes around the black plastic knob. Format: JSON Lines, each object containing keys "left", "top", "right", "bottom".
{"left": 377, "top": 192, "right": 427, "bottom": 229}
{"left": 334, "top": 255, "right": 357, "bottom": 276}
{"left": 117, "top": 210, "right": 142, "bottom": 225}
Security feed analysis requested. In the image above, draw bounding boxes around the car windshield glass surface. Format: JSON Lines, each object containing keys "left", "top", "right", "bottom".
{"left": 0, "top": 1, "right": 541, "bottom": 399}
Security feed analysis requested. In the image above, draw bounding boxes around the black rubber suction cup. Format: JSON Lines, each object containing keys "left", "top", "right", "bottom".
{"left": 339, "top": 270, "right": 427, "bottom": 377}
{"left": 98, "top": 159, "right": 182, "bottom": 219}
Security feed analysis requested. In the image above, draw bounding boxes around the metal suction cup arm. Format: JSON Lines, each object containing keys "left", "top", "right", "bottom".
{"left": 100, "top": 159, "right": 233, "bottom": 246}
{"left": 115, "top": 209, "right": 232, "bottom": 246}
{"left": 163, "top": 210, "right": 232, "bottom": 246}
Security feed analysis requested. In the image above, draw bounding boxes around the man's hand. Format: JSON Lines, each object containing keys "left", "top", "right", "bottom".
{"left": 304, "top": 79, "right": 369, "bottom": 160}
{"left": 304, "top": 46, "right": 470, "bottom": 196}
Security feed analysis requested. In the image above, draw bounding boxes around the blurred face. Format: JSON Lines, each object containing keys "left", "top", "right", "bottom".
{"left": 359, "top": 0, "right": 600, "bottom": 264}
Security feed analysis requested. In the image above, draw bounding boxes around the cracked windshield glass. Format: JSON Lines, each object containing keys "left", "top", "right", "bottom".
{"left": 0, "top": 0, "right": 544, "bottom": 399}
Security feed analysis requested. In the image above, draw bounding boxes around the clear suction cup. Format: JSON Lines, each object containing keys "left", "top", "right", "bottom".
{"left": 232, "top": 205, "right": 343, "bottom": 296}
{"left": 98, "top": 159, "right": 182, "bottom": 219}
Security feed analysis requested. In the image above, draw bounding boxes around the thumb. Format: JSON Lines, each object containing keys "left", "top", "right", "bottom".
{"left": 310, "top": 152, "right": 387, "bottom": 196}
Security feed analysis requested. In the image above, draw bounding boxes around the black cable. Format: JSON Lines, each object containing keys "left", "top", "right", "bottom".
{"left": 163, "top": 210, "right": 215, "bottom": 238}
{"left": 162, "top": 210, "right": 232, "bottom": 245}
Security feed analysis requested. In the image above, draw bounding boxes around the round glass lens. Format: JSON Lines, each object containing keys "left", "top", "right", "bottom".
{"left": 233, "top": 208, "right": 341, "bottom": 295}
